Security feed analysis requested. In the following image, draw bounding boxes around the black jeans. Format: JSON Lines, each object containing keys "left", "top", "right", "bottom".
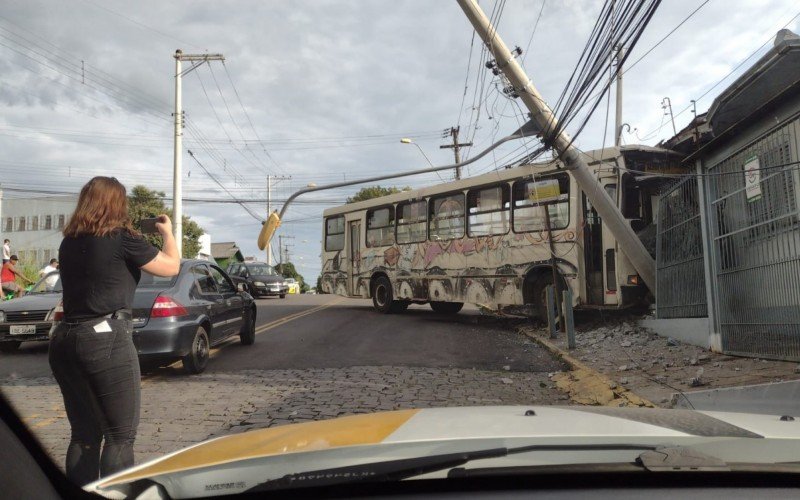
{"left": 48, "top": 318, "right": 140, "bottom": 486}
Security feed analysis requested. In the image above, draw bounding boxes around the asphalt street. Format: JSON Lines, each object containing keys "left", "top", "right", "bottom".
{"left": 1, "top": 294, "right": 568, "bottom": 466}
{"left": 1, "top": 294, "right": 564, "bottom": 380}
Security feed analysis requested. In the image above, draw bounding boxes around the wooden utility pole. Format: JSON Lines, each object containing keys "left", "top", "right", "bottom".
{"left": 439, "top": 126, "right": 472, "bottom": 180}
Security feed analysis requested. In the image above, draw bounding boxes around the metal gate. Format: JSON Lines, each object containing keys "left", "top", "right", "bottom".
{"left": 707, "top": 122, "right": 800, "bottom": 361}
{"left": 656, "top": 177, "right": 707, "bottom": 318}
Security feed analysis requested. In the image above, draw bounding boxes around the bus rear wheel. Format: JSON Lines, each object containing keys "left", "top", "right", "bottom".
{"left": 372, "top": 276, "right": 395, "bottom": 314}
{"left": 430, "top": 301, "right": 463, "bottom": 314}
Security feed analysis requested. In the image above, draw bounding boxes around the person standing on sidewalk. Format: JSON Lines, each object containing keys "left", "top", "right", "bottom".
{"left": 3, "top": 239, "right": 11, "bottom": 263}
{"left": 49, "top": 176, "right": 180, "bottom": 485}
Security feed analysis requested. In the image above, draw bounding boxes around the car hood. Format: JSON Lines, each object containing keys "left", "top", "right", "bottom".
{"left": 251, "top": 275, "right": 284, "bottom": 284}
{"left": 87, "top": 405, "right": 800, "bottom": 497}
{"left": 0, "top": 292, "right": 61, "bottom": 312}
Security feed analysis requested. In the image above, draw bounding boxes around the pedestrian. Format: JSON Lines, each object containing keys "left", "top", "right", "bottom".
{"left": 1, "top": 255, "right": 34, "bottom": 298}
{"left": 39, "top": 258, "right": 60, "bottom": 291}
{"left": 3, "top": 239, "right": 10, "bottom": 263}
{"left": 48, "top": 176, "right": 180, "bottom": 485}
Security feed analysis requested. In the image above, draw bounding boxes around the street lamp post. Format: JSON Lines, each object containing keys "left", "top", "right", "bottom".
{"left": 400, "top": 138, "right": 435, "bottom": 168}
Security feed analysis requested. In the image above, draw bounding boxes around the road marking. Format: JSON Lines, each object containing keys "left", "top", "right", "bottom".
{"left": 156, "top": 298, "right": 345, "bottom": 372}
{"left": 253, "top": 298, "right": 344, "bottom": 335}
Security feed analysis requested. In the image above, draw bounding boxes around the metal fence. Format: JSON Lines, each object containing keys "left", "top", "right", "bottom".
{"left": 707, "top": 121, "right": 800, "bottom": 361}
{"left": 656, "top": 177, "right": 707, "bottom": 318}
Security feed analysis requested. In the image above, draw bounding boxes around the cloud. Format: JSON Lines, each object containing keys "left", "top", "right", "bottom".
{"left": 1, "top": 0, "right": 797, "bottom": 282}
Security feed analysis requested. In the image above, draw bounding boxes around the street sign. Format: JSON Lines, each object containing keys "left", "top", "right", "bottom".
{"left": 744, "top": 155, "right": 762, "bottom": 202}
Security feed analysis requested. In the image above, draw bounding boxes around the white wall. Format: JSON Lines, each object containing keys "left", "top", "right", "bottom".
{"left": 0, "top": 194, "right": 78, "bottom": 266}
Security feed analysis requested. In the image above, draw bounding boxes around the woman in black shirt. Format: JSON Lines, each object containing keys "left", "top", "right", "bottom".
{"left": 49, "top": 176, "right": 180, "bottom": 485}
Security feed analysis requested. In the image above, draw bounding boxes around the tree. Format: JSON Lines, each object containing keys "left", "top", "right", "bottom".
{"left": 346, "top": 185, "right": 411, "bottom": 204}
{"left": 275, "top": 261, "right": 308, "bottom": 292}
{"left": 128, "top": 185, "right": 204, "bottom": 258}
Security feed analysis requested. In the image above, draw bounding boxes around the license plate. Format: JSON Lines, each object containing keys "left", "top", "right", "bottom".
{"left": 10, "top": 324, "right": 36, "bottom": 335}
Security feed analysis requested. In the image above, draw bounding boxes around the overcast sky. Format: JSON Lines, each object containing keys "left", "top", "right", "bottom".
{"left": 1, "top": 0, "right": 798, "bottom": 282}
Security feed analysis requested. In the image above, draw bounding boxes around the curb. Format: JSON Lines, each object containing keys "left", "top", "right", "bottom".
{"left": 520, "top": 327, "right": 655, "bottom": 408}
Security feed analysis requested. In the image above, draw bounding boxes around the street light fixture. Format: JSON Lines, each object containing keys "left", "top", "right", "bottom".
{"left": 400, "top": 138, "right": 435, "bottom": 168}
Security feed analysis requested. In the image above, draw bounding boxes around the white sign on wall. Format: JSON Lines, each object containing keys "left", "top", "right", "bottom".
{"left": 744, "top": 155, "right": 762, "bottom": 202}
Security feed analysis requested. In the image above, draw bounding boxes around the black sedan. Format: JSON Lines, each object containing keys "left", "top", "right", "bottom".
{"left": 133, "top": 260, "right": 256, "bottom": 374}
{"left": 226, "top": 261, "right": 289, "bottom": 298}
{"left": 0, "top": 272, "right": 61, "bottom": 352}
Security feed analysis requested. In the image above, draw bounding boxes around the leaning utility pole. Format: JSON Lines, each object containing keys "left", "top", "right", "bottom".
{"left": 614, "top": 45, "right": 625, "bottom": 147}
{"left": 662, "top": 96, "right": 677, "bottom": 136}
{"left": 457, "top": 0, "right": 655, "bottom": 290}
{"left": 266, "top": 174, "right": 290, "bottom": 264}
{"left": 439, "top": 126, "right": 472, "bottom": 179}
{"left": 173, "top": 50, "right": 224, "bottom": 257}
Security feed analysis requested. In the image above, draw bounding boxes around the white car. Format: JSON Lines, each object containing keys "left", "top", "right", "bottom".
{"left": 85, "top": 405, "right": 800, "bottom": 498}
{"left": 284, "top": 277, "right": 300, "bottom": 294}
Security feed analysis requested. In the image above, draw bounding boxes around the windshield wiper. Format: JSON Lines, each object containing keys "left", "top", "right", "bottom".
{"left": 246, "top": 444, "right": 660, "bottom": 492}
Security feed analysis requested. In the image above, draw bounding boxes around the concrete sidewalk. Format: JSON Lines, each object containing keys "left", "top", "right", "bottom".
{"left": 521, "top": 314, "right": 800, "bottom": 407}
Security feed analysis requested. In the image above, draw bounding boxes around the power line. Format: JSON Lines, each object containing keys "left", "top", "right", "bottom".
{"left": 222, "top": 61, "right": 286, "bottom": 175}
{"left": 75, "top": 0, "right": 202, "bottom": 51}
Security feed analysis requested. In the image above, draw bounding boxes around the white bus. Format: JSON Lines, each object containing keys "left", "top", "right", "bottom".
{"left": 320, "top": 145, "right": 681, "bottom": 316}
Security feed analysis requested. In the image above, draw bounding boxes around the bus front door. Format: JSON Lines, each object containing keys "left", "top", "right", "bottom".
{"left": 582, "top": 193, "right": 604, "bottom": 305}
{"left": 348, "top": 220, "right": 361, "bottom": 296}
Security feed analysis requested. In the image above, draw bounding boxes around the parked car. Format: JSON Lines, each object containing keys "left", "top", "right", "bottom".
{"left": 226, "top": 261, "right": 289, "bottom": 298}
{"left": 0, "top": 272, "right": 61, "bottom": 352}
{"left": 284, "top": 277, "right": 300, "bottom": 294}
{"left": 133, "top": 260, "right": 256, "bottom": 374}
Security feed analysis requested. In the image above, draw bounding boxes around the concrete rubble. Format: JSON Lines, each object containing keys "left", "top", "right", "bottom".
{"left": 521, "top": 314, "right": 800, "bottom": 407}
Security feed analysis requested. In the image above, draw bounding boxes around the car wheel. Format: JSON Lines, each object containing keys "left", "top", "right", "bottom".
{"left": 280, "top": 294, "right": 286, "bottom": 299}
{"left": 430, "top": 301, "right": 464, "bottom": 314}
{"left": 240, "top": 309, "right": 256, "bottom": 346}
{"left": 182, "top": 326, "right": 209, "bottom": 374}
{"left": 0, "top": 341, "right": 21, "bottom": 353}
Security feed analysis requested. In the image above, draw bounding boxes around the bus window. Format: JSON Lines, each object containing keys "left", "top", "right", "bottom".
{"left": 396, "top": 200, "right": 427, "bottom": 244}
{"left": 429, "top": 193, "right": 465, "bottom": 241}
{"left": 366, "top": 207, "right": 395, "bottom": 247}
{"left": 512, "top": 173, "right": 570, "bottom": 232}
{"left": 325, "top": 215, "right": 345, "bottom": 251}
{"left": 467, "top": 184, "right": 510, "bottom": 237}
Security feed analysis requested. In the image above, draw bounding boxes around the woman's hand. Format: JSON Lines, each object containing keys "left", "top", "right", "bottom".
{"left": 155, "top": 214, "right": 173, "bottom": 238}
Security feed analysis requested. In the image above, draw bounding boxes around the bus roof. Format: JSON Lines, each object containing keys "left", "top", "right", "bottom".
{"left": 322, "top": 144, "right": 676, "bottom": 217}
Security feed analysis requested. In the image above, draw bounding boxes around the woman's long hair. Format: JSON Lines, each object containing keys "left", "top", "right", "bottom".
{"left": 63, "top": 177, "right": 136, "bottom": 237}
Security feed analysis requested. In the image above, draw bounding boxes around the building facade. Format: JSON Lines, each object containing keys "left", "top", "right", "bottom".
{"left": 0, "top": 193, "right": 78, "bottom": 266}
{"left": 651, "top": 30, "right": 800, "bottom": 361}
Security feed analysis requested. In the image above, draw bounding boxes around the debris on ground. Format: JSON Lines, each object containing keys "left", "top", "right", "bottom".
{"left": 519, "top": 313, "right": 800, "bottom": 407}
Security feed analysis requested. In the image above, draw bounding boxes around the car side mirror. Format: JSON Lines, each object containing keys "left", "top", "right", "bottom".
{"left": 237, "top": 282, "right": 246, "bottom": 292}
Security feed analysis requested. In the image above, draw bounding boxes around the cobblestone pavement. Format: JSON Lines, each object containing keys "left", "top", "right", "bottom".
{"left": 524, "top": 314, "right": 800, "bottom": 406}
{"left": 1, "top": 366, "right": 565, "bottom": 468}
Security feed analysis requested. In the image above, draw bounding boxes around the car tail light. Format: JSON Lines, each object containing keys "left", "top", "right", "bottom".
{"left": 51, "top": 301, "right": 64, "bottom": 321}
{"left": 151, "top": 296, "right": 188, "bottom": 318}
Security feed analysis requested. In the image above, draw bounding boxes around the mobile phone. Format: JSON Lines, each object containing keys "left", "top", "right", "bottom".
{"left": 140, "top": 217, "right": 160, "bottom": 234}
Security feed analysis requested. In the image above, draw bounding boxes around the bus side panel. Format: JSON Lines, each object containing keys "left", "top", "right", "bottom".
{"left": 320, "top": 250, "right": 347, "bottom": 296}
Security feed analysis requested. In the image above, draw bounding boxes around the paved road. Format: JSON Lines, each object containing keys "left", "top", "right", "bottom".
{"left": 1, "top": 294, "right": 567, "bottom": 467}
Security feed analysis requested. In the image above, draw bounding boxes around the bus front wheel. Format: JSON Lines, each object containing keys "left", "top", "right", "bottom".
{"left": 372, "top": 276, "right": 395, "bottom": 314}
{"left": 531, "top": 274, "right": 556, "bottom": 321}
